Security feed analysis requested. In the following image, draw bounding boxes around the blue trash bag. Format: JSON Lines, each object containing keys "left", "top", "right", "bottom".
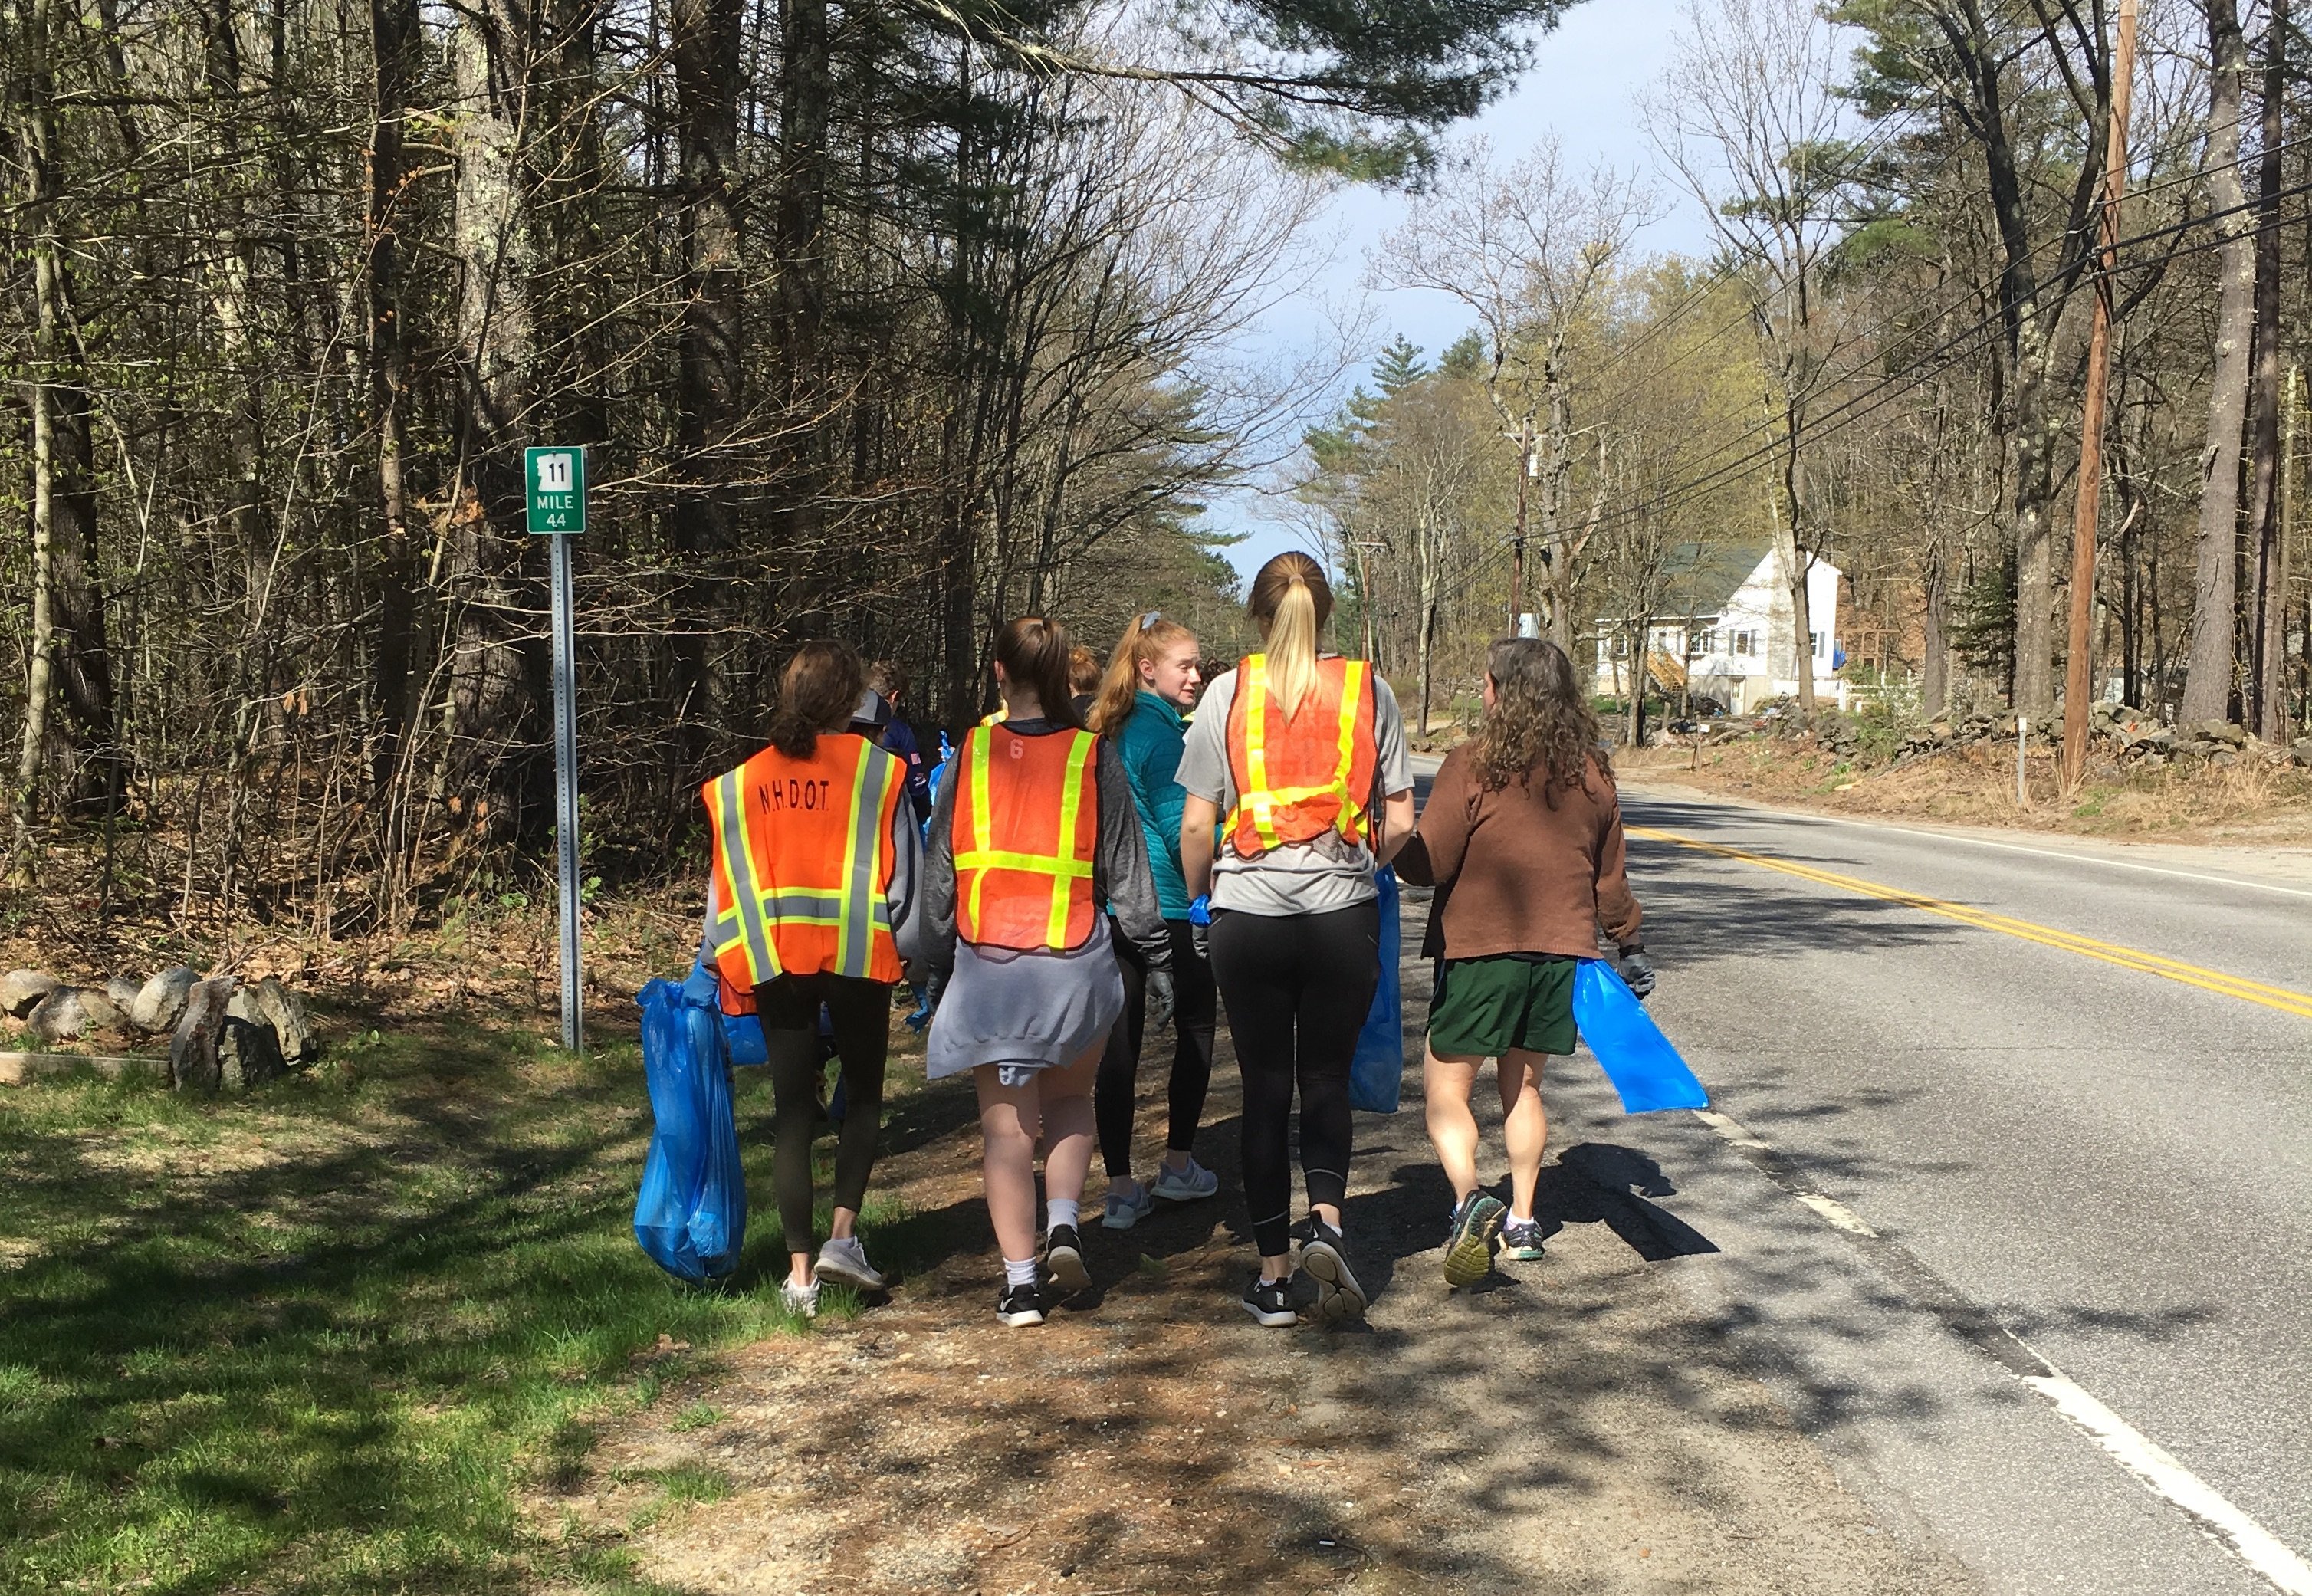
{"left": 633, "top": 977, "right": 747, "bottom": 1281}
{"left": 682, "top": 954, "right": 766, "bottom": 1069}
{"left": 1348, "top": 867, "right": 1404, "bottom": 1113}
{"left": 1571, "top": 960, "right": 1709, "bottom": 1114}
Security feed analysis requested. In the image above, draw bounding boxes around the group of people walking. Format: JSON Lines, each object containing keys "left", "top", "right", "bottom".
{"left": 696, "top": 552, "right": 1650, "bottom": 1328}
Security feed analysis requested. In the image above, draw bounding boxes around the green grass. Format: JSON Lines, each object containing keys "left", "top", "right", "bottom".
{"left": 0, "top": 1020, "right": 849, "bottom": 1594}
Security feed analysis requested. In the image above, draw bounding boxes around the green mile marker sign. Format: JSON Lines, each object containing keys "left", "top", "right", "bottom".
{"left": 525, "top": 446, "right": 586, "bottom": 535}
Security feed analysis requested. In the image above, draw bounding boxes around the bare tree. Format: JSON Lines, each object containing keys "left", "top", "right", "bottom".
{"left": 1653, "top": 0, "right": 1860, "bottom": 718}
{"left": 1374, "top": 138, "right": 1652, "bottom": 652}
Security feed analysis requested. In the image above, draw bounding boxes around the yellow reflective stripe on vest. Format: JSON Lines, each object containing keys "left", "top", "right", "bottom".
{"left": 965, "top": 727, "right": 994, "bottom": 938}
{"left": 1047, "top": 732, "right": 1095, "bottom": 944}
{"left": 833, "top": 748, "right": 885, "bottom": 978}
{"left": 1242, "top": 656, "right": 1282, "bottom": 851}
{"left": 711, "top": 768, "right": 782, "bottom": 983}
{"left": 1333, "top": 659, "right": 1370, "bottom": 836}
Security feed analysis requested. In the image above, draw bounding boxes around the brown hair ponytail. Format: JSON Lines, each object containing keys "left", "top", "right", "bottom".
{"left": 766, "top": 640, "right": 866, "bottom": 759}
{"left": 1246, "top": 551, "right": 1333, "bottom": 719}
{"left": 992, "top": 616, "right": 1082, "bottom": 729}
{"left": 1089, "top": 612, "right": 1197, "bottom": 734}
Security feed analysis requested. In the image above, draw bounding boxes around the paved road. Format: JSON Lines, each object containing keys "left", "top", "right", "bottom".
{"left": 1481, "top": 774, "right": 2310, "bottom": 1595}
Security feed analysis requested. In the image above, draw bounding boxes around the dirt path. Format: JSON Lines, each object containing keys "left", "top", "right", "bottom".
{"left": 552, "top": 897, "right": 1974, "bottom": 1595}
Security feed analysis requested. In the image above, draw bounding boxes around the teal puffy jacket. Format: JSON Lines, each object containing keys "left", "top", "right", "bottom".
{"left": 1112, "top": 691, "right": 1192, "bottom": 919}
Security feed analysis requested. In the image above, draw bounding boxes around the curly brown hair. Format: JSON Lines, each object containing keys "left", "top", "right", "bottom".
{"left": 1472, "top": 637, "right": 1609, "bottom": 796}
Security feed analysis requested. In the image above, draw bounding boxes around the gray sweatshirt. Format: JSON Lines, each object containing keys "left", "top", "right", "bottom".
{"left": 922, "top": 720, "right": 1171, "bottom": 976}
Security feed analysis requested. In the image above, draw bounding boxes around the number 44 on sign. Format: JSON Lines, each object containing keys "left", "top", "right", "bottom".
{"left": 526, "top": 447, "right": 586, "bottom": 535}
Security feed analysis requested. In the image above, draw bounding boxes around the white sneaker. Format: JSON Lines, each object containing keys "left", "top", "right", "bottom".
{"left": 780, "top": 1278, "right": 820, "bottom": 1319}
{"left": 815, "top": 1236, "right": 886, "bottom": 1292}
{"left": 1151, "top": 1156, "right": 1219, "bottom": 1204}
{"left": 1102, "top": 1182, "right": 1154, "bottom": 1230}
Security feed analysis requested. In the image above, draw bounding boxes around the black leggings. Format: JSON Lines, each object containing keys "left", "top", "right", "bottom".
{"left": 1096, "top": 919, "right": 1217, "bottom": 1177}
{"left": 754, "top": 972, "right": 891, "bottom": 1255}
{"left": 1209, "top": 900, "right": 1381, "bottom": 1257}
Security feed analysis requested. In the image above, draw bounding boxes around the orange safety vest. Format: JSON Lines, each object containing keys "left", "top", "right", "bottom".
{"left": 1223, "top": 653, "right": 1379, "bottom": 859}
{"left": 950, "top": 724, "right": 1099, "bottom": 952}
{"left": 704, "top": 734, "right": 906, "bottom": 1010}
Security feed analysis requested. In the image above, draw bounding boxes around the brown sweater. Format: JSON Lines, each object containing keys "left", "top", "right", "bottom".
{"left": 1394, "top": 747, "right": 1642, "bottom": 963}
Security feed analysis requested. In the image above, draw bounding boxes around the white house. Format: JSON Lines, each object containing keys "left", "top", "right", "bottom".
{"left": 1594, "top": 542, "right": 1844, "bottom": 714}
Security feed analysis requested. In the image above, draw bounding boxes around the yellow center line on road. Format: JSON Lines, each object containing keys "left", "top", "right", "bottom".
{"left": 1627, "top": 825, "right": 2312, "bottom": 1022}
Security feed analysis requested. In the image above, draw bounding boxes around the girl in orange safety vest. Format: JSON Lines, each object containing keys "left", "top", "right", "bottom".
{"left": 922, "top": 617, "right": 1174, "bottom": 1328}
{"left": 1177, "top": 552, "right": 1416, "bottom": 1327}
{"left": 702, "top": 640, "right": 922, "bottom": 1320}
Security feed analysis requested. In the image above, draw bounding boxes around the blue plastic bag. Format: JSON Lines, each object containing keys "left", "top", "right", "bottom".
{"left": 1348, "top": 867, "right": 1404, "bottom": 1113}
{"left": 633, "top": 977, "right": 747, "bottom": 1281}
{"left": 681, "top": 954, "right": 767, "bottom": 1068}
{"left": 1571, "top": 960, "right": 1708, "bottom": 1113}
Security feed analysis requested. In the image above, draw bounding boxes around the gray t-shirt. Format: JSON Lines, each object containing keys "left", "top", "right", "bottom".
{"left": 1176, "top": 663, "right": 1414, "bottom": 917}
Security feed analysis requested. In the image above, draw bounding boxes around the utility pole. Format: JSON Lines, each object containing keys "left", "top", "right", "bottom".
{"left": 2062, "top": 0, "right": 2139, "bottom": 790}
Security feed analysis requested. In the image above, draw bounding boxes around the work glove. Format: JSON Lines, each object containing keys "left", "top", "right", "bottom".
{"left": 1618, "top": 946, "right": 1657, "bottom": 1001}
{"left": 1146, "top": 968, "right": 1177, "bottom": 1032}
{"left": 1187, "top": 895, "right": 1213, "bottom": 962}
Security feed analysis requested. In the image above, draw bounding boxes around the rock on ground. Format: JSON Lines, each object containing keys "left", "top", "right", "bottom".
{"left": 219, "top": 1016, "right": 286, "bottom": 1090}
{"left": 0, "top": 970, "right": 57, "bottom": 1019}
{"left": 130, "top": 966, "right": 199, "bottom": 1033}
{"left": 171, "top": 978, "right": 236, "bottom": 1092}
{"left": 27, "top": 987, "right": 130, "bottom": 1044}
{"left": 103, "top": 976, "right": 142, "bottom": 1010}
{"left": 245, "top": 977, "right": 317, "bottom": 1062}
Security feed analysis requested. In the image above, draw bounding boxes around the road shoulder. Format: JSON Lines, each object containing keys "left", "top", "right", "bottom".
{"left": 1620, "top": 774, "right": 2312, "bottom": 893}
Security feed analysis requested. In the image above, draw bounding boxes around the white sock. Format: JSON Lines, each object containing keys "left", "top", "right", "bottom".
{"left": 1509, "top": 1210, "right": 1535, "bottom": 1227}
{"left": 1003, "top": 1256, "right": 1039, "bottom": 1289}
{"left": 1046, "top": 1198, "right": 1080, "bottom": 1234}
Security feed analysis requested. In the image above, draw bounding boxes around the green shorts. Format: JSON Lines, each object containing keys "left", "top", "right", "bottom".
{"left": 1427, "top": 955, "right": 1578, "bottom": 1058}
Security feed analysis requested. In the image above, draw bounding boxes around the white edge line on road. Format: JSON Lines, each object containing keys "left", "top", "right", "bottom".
{"left": 2020, "top": 1368, "right": 2312, "bottom": 1595}
{"left": 1626, "top": 785, "right": 2312, "bottom": 901}
{"left": 1693, "top": 1105, "right": 2312, "bottom": 1595}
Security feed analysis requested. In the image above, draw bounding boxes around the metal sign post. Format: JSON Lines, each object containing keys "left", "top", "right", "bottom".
{"left": 526, "top": 446, "right": 586, "bottom": 1052}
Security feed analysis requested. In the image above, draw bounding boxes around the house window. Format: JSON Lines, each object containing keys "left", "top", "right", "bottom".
{"left": 1810, "top": 631, "right": 1827, "bottom": 658}
{"left": 1696, "top": 629, "right": 1718, "bottom": 655}
{"left": 1732, "top": 631, "right": 1754, "bottom": 658}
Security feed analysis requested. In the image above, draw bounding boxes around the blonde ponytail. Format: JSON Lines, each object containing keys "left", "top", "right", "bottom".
{"left": 1246, "top": 550, "right": 1335, "bottom": 721}
{"left": 1264, "top": 580, "right": 1321, "bottom": 718}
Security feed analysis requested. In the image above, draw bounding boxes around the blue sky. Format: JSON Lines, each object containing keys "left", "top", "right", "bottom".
{"left": 1206, "top": 0, "right": 1716, "bottom": 584}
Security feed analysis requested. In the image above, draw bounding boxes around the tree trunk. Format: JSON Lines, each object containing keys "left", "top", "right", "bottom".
{"left": 449, "top": 0, "right": 540, "bottom": 835}
{"left": 2247, "top": 0, "right": 2288, "bottom": 740}
{"left": 1538, "top": 361, "right": 1574, "bottom": 652}
{"left": 772, "top": 0, "right": 830, "bottom": 557}
{"left": 1922, "top": 537, "right": 1950, "bottom": 717}
{"left": 2181, "top": 0, "right": 2255, "bottom": 727}
{"left": 672, "top": 0, "right": 744, "bottom": 759}
{"left": 1779, "top": 405, "right": 1818, "bottom": 715}
{"left": 368, "top": 0, "right": 419, "bottom": 793}
{"left": 12, "top": 0, "right": 114, "bottom": 849}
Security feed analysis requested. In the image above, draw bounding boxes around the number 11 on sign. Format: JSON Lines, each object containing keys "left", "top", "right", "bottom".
{"left": 526, "top": 448, "right": 586, "bottom": 1051}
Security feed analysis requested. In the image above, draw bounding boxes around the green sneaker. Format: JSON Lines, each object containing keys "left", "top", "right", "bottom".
{"left": 1443, "top": 1193, "right": 1506, "bottom": 1287}
{"left": 1500, "top": 1217, "right": 1546, "bottom": 1262}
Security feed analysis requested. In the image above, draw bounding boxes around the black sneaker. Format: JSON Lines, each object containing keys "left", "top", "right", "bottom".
{"left": 1241, "top": 1273, "right": 1297, "bottom": 1327}
{"left": 997, "top": 1282, "right": 1045, "bottom": 1327}
{"left": 1042, "top": 1224, "right": 1090, "bottom": 1299}
{"left": 1292, "top": 1216, "right": 1367, "bottom": 1323}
